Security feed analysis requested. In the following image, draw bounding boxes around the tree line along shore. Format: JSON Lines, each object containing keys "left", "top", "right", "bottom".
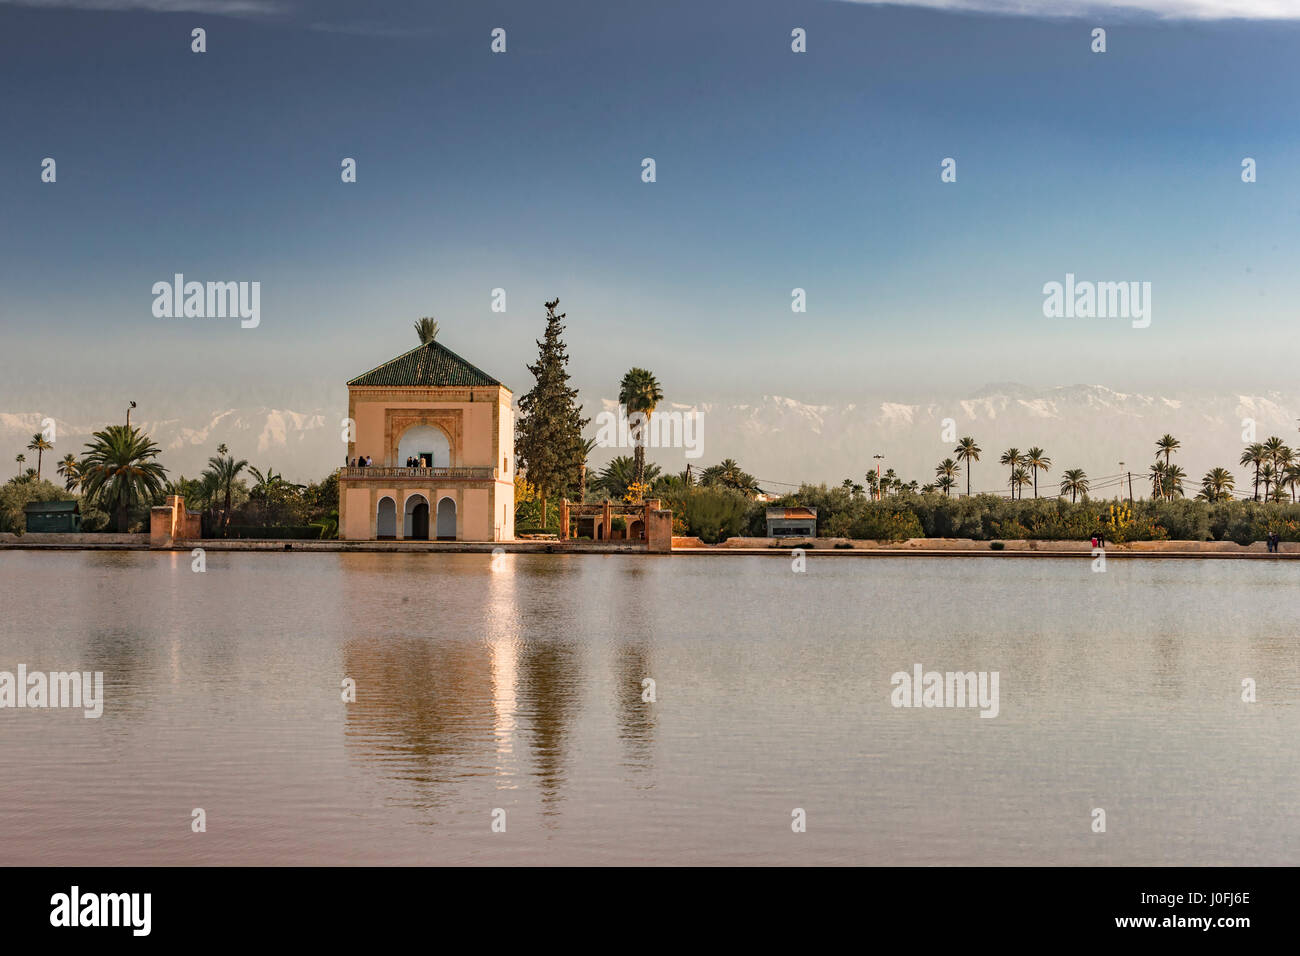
{"left": 6, "top": 302, "right": 1300, "bottom": 547}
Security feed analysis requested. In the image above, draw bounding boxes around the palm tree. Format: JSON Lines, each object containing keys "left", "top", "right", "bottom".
{"left": 1263, "top": 435, "right": 1285, "bottom": 470}
{"left": 840, "top": 478, "right": 864, "bottom": 498}
{"left": 1275, "top": 448, "right": 1295, "bottom": 500}
{"left": 934, "top": 458, "right": 960, "bottom": 496}
{"left": 935, "top": 475, "right": 956, "bottom": 496}
{"left": 414, "top": 317, "right": 439, "bottom": 344}
{"left": 864, "top": 470, "right": 880, "bottom": 499}
{"left": 1025, "top": 447, "right": 1051, "bottom": 499}
{"left": 1148, "top": 461, "right": 1168, "bottom": 500}
{"left": 1241, "top": 443, "right": 1265, "bottom": 500}
{"left": 1198, "top": 467, "right": 1235, "bottom": 502}
{"left": 954, "top": 437, "right": 981, "bottom": 497}
{"left": 702, "top": 458, "right": 761, "bottom": 496}
{"left": 999, "top": 448, "right": 1023, "bottom": 498}
{"left": 1260, "top": 462, "right": 1276, "bottom": 502}
{"left": 78, "top": 424, "right": 168, "bottom": 532}
{"left": 1156, "top": 434, "right": 1181, "bottom": 468}
{"left": 27, "top": 433, "right": 53, "bottom": 480}
{"left": 1060, "top": 468, "right": 1089, "bottom": 502}
{"left": 1010, "top": 466, "right": 1031, "bottom": 499}
{"left": 57, "top": 453, "right": 80, "bottom": 491}
{"left": 1165, "top": 465, "right": 1187, "bottom": 499}
{"left": 618, "top": 367, "right": 664, "bottom": 489}
{"left": 882, "top": 468, "right": 898, "bottom": 496}
{"left": 1264, "top": 437, "right": 1290, "bottom": 496}
{"left": 1285, "top": 463, "right": 1300, "bottom": 502}
{"left": 14, "top": 453, "right": 25, "bottom": 477}
{"left": 593, "top": 456, "right": 662, "bottom": 500}
{"left": 205, "top": 451, "right": 249, "bottom": 534}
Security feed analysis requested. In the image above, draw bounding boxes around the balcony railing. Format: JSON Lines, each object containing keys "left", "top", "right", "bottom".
{"left": 341, "top": 466, "right": 496, "bottom": 480}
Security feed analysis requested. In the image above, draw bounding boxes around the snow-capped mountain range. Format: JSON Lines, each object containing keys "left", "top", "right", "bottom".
{"left": 3, "top": 385, "right": 1296, "bottom": 495}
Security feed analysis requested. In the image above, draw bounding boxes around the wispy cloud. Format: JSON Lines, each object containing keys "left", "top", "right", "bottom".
{"left": 0, "top": 0, "right": 280, "bottom": 15}
{"left": 835, "top": 0, "right": 1300, "bottom": 20}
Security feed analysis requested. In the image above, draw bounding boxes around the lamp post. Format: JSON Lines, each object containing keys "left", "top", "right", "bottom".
{"left": 126, "top": 401, "right": 137, "bottom": 429}
{"left": 872, "top": 454, "right": 884, "bottom": 500}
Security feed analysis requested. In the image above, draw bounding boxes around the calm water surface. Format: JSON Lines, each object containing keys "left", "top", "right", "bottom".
{"left": 1, "top": 550, "right": 1297, "bottom": 865}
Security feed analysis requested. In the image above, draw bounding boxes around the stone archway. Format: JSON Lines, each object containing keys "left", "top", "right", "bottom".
{"left": 436, "top": 496, "right": 457, "bottom": 540}
{"left": 404, "top": 494, "right": 430, "bottom": 540}
{"left": 377, "top": 496, "right": 397, "bottom": 539}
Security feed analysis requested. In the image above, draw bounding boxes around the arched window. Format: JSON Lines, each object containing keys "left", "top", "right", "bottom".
{"left": 397, "top": 425, "right": 451, "bottom": 468}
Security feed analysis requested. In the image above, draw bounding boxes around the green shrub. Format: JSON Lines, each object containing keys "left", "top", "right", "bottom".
{"left": 223, "top": 525, "right": 323, "bottom": 540}
{"left": 674, "top": 486, "right": 753, "bottom": 543}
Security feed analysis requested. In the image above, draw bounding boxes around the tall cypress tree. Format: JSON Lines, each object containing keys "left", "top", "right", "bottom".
{"left": 516, "top": 299, "right": 589, "bottom": 526}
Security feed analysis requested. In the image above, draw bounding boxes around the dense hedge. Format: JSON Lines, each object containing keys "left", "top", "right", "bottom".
{"left": 756, "top": 487, "right": 1300, "bottom": 544}
{"left": 545, "top": 483, "right": 1300, "bottom": 545}
{"left": 222, "top": 525, "right": 324, "bottom": 540}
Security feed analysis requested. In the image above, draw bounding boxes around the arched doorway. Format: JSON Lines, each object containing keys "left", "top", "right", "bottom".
{"left": 404, "top": 494, "right": 430, "bottom": 540}
{"left": 436, "top": 497, "right": 457, "bottom": 540}
{"left": 397, "top": 425, "right": 451, "bottom": 469}
{"left": 628, "top": 519, "right": 645, "bottom": 540}
{"left": 377, "top": 497, "right": 397, "bottom": 539}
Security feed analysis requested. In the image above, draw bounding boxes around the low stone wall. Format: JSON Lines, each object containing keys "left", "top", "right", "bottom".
{"left": 4, "top": 533, "right": 1294, "bottom": 556}
{"left": 678, "top": 536, "right": 1297, "bottom": 553}
{"left": 0, "top": 532, "right": 150, "bottom": 548}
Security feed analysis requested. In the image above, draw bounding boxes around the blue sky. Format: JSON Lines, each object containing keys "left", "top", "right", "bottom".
{"left": 2, "top": 0, "right": 1299, "bottom": 410}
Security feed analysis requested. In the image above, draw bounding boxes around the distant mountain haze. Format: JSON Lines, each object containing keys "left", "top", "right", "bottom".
{"left": 5, "top": 384, "right": 1296, "bottom": 497}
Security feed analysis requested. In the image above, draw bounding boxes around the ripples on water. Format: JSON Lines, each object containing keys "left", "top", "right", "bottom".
{"left": 0, "top": 550, "right": 1296, "bottom": 865}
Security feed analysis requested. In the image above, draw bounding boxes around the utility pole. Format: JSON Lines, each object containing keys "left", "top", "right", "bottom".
{"left": 1120, "top": 461, "right": 1132, "bottom": 506}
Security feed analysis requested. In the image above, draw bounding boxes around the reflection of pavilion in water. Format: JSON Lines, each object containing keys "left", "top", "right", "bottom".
{"left": 340, "top": 635, "right": 586, "bottom": 814}
{"left": 338, "top": 557, "right": 660, "bottom": 817}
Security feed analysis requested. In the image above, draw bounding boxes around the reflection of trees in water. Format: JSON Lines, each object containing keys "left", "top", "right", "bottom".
{"left": 610, "top": 571, "right": 657, "bottom": 779}
{"left": 1150, "top": 628, "right": 1184, "bottom": 700}
{"left": 517, "top": 640, "right": 580, "bottom": 816}
{"left": 84, "top": 627, "right": 156, "bottom": 719}
{"left": 342, "top": 635, "right": 493, "bottom": 814}
{"left": 615, "top": 641, "right": 656, "bottom": 780}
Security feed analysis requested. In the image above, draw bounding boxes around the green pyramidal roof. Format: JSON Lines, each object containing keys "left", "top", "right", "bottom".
{"left": 348, "top": 340, "right": 505, "bottom": 389}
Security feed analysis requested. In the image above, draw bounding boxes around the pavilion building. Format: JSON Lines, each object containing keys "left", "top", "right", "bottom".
{"left": 339, "top": 340, "right": 514, "bottom": 541}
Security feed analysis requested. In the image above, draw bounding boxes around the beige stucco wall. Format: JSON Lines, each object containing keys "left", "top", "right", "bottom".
{"left": 344, "top": 488, "right": 371, "bottom": 539}
{"left": 461, "top": 488, "right": 488, "bottom": 541}
{"left": 350, "top": 398, "right": 498, "bottom": 467}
